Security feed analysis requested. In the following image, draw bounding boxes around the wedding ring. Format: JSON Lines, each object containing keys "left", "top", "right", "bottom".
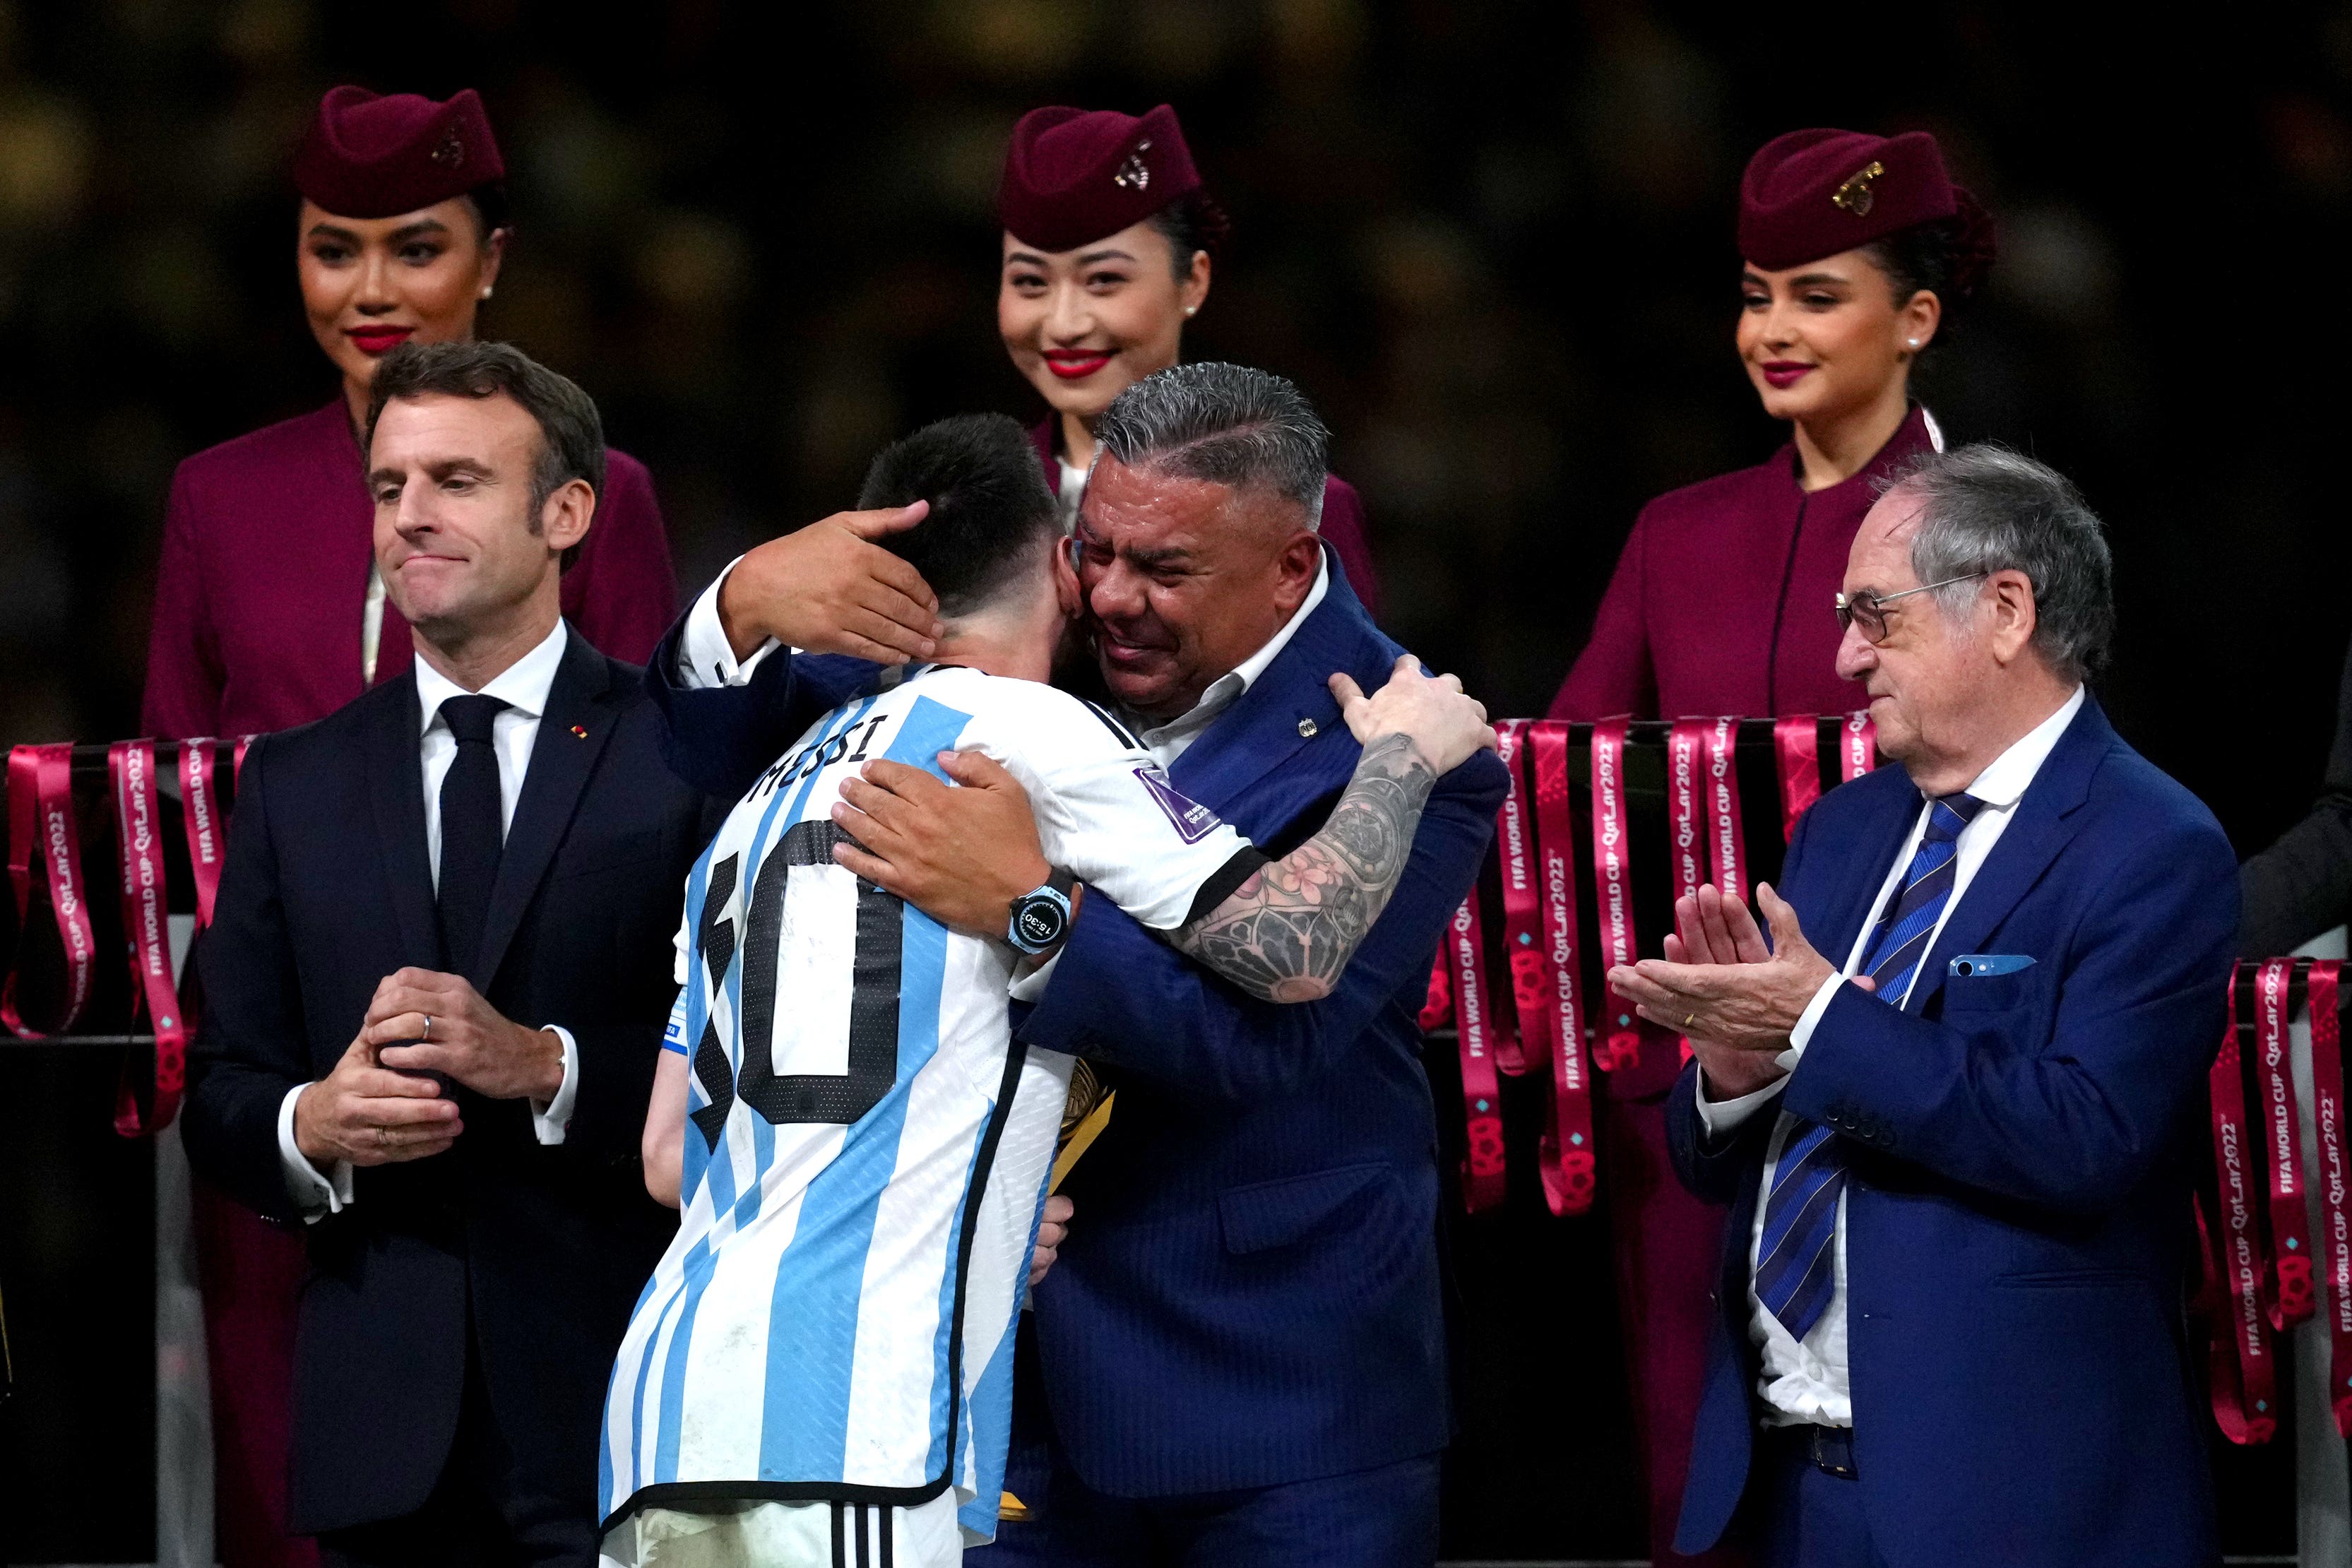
{"left": 376, "top": 1125, "right": 390, "bottom": 1148}
{"left": 1684, "top": 1012, "right": 1697, "bottom": 1028}
{"left": 422, "top": 1014, "right": 433, "bottom": 1043}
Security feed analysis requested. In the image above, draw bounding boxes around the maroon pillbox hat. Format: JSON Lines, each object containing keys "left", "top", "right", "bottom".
{"left": 1738, "top": 129, "right": 1956, "bottom": 271}
{"left": 997, "top": 104, "right": 1201, "bottom": 252}
{"left": 293, "top": 86, "right": 504, "bottom": 220}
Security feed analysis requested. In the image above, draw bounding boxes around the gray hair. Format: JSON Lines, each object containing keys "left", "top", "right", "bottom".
{"left": 1882, "top": 443, "right": 2115, "bottom": 682}
{"left": 1092, "top": 362, "right": 1329, "bottom": 530}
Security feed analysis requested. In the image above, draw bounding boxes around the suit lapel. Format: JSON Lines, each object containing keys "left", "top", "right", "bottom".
{"left": 1906, "top": 699, "right": 2110, "bottom": 1014}
{"left": 469, "top": 630, "right": 621, "bottom": 992}
{"left": 365, "top": 678, "right": 441, "bottom": 967}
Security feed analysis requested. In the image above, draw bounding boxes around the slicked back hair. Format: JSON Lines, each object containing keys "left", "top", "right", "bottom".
{"left": 1093, "top": 362, "right": 1329, "bottom": 531}
{"left": 1883, "top": 442, "right": 2115, "bottom": 682}
{"left": 366, "top": 339, "right": 605, "bottom": 571}
{"left": 856, "top": 413, "right": 1059, "bottom": 617}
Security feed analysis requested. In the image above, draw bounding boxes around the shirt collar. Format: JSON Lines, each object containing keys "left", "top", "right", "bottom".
{"left": 415, "top": 619, "right": 569, "bottom": 736}
{"left": 1954, "top": 684, "right": 2085, "bottom": 810}
{"left": 1133, "top": 554, "right": 1331, "bottom": 746}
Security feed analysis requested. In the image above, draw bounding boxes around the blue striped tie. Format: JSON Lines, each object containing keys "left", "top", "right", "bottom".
{"left": 1752, "top": 792, "right": 1985, "bottom": 1342}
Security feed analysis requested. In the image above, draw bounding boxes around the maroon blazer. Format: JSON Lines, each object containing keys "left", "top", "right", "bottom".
{"left": 143, "top": 400, "right": 678, "bottom": 741}
{"left": 1550, "top": 405, "right": 1941, "bottom": 724}
{"left": 1028, "top": 417, "right": 1382, "bottom": 618}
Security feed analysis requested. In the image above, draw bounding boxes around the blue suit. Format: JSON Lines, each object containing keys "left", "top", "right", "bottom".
{"left": 646, "top": 557, "right": 1506, "bottom": 1560}
{"left": 1667, "top": 696, "right": 2235, "bottom": 1568}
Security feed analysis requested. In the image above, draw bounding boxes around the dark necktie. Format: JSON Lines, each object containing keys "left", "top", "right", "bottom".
{"left": 1752, "top": 792, "right": 1986, "bottom": 1342}
{"left": 436, "top": 694, "right": 509, "bottom": 977}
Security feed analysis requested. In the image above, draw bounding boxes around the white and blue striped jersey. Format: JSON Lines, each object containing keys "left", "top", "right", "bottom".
{"left": 600, "top": 665, "right": 1254, "bottom": 1545}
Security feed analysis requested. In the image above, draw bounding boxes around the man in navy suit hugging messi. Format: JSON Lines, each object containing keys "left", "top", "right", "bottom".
{"left": 646, "top": 362, "right": 1507, "bottom": 1565}
{"left": 1608, "top": 445, "right": 2237, "bottom": 1568}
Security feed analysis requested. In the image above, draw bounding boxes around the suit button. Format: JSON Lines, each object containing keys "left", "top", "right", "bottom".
{"left": 1298, "top": 718, "right": 1319, "bottom": 738}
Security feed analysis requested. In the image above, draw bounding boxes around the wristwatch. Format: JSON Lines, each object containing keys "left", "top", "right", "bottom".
{"left": 1007, "top": 869, "right": 1077, "bottom": 956}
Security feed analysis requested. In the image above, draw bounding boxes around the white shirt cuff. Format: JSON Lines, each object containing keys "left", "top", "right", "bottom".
{"left": 1694, "top": 1071, "right": 1788, "bottom": 1136}
{"left": 530, "top": 1026, "right": 578, "bottom": 1145}
{"left": 678, "top": 557, "right": 782, "bottom": 689}
{"left": 1783, "top": 972, "right": 1849, "bottom": 1069}
{"left": 278, "top": 1083, "right": 352, "bottom": 1220}
{"left": 1009, "top": 949, "right": 1064, "bottom": 1004}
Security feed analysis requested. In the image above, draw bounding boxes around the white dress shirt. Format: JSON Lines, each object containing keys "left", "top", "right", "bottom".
{"left": 1696, "top": 684, "right": 2084, "bottom": 1425}
{"left": 278, "top": 619, "right": 583, "bottom": 1217}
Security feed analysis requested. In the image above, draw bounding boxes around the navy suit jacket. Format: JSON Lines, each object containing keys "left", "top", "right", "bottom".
{"left": 184, "top": 629, "right": 711, "bottom": 1536}
{"left": 646, "top": 555, "right": 1507, "bottom": 1497}
{"left": 1667, "top": 696, "right": 2235, "bottom": 1568}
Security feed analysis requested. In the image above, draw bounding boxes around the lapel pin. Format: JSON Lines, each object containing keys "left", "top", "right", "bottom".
{"left": 1297, "top": 718, "right": 1318, "bottom": 739}
{"left": 571, "top": 725, "right": 588, "bottom": 738}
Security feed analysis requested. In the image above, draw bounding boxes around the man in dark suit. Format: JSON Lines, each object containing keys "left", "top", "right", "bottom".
{"left": 643, "top": 363, "right": 1507, "bottom": 1565}
{"left": 1608, "top": 445, "right": 2236, "bottom": 1568}
{"left": 183, "top": 341, "right": 708, "bottom": 1567}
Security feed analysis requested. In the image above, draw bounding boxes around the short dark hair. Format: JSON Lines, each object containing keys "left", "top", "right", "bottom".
{"left": 365, "top": 340, "right": 605, "bottom": 571}
{"left": 856, "top": 414, "right": 1058, "bottom": 617}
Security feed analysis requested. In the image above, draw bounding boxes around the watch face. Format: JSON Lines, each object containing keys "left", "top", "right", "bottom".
{"left": 1014, "top": 896, "right": 1067, "bottom": 949}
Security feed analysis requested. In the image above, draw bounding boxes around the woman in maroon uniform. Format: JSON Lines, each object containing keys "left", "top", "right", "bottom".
{"left": 994, "top": 103, "right": 1382, "bottom": 615}
{"left": 143, "top": 85, "right": 675, "bottom": 742}
{"left": 141, "top": 87, "right": 677, "bottom": 1568}
{"left": 1554, "top": 128, "right": 1995, "bottom": 1564}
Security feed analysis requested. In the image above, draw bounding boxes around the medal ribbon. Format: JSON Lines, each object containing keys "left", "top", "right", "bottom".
{"left": 2306, "top": 961, "right": 2352, "bottom": 1436}
{"left": 1528, "top": 721, "right": 1594, "bottom": 1216}
{"left": 2254, "top": 956, "right": 2314, "bottom": 1328}
{"left": 179, "top": 739, "right": 224, "bottom": 930}
{"left": 1704, "top": 717, "right": 1748, "bottom": 903}
{"left": 1448, "top": 893, "right": 1507, "bottom": 1213}
{"left": 108, "top": 742, "right": 186, "bottom": 1136}
{"left": 2206, "top": 963, "right": 2278, "bottom": 1443}
{"left": 1489, "top": 721, "right": 1537, "bottom": 1076}
{"left": 1773, "top": 715, "right": 1821, "bottom": 843}
{"left": 1840, "top": 711, "right": 1877, "bottom": 781}
{"left": 1588, "top": 719, "right": 1641, "bottom": 1072}
{"left": 1665, "top": 720, "right": 1706, "bottom": 1067}
{"left": 4, "top": 744, "right": 98, "bottom": 1037}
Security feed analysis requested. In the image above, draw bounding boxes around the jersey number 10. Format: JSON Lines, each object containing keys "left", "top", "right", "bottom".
{"left": 688, "top": 820, "right": 904, "bottom": 1149}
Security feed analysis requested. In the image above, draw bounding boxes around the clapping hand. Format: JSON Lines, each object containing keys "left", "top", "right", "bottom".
{"left": 1608, "top": 883, "right": 1862, "bottom": 1099}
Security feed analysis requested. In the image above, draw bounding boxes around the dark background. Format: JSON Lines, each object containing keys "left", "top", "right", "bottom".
{"left": 2, "top": 0, "right": 2346, "bottom": 1560}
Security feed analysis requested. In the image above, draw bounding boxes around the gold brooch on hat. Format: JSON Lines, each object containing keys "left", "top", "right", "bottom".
{"left": 1113, "top": 138, "right": 1153, "bottom": 191}
{"left": 1832, "top": 160, "right": 1884, "bottom": 217}
{"left": 432, "top": 130, "right": 465, "bottom": 170}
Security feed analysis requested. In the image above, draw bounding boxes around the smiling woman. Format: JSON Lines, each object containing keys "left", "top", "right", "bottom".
{"left": 138, "top": 86, "right": 679, "bottom": 1568}
{"left": 992, "top": 104, "right": 1383, "bottom": 617}
{"left": 1543, "top": 126, "right": 1999, "bottom": 1568}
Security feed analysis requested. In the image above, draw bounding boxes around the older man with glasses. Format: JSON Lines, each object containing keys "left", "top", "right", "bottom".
{"left": 1607, "top": 445, "right": 2236, "bottom": 1568}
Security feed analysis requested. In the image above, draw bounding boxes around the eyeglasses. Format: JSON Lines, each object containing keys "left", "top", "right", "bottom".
{"left": 1834, "top": 574, "right": 1987, "bottom": 643}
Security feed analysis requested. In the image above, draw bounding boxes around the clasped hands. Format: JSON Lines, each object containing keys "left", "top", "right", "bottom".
{"left": 293, "top": 968, "right": 565, "bottom": 1170}
{"left": 1605, "top": 882, "right": 1867, "bottom": 1100}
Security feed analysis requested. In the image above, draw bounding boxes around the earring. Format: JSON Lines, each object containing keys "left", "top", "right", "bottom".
{"left": 1184, "top": 304, "right": 1197, "bottom": 316}
{"left": 480, "top": 287, "right": 494, "bottom": 300}
{"left": 1906, "top": 338, "right": 1918, "bottom": 348}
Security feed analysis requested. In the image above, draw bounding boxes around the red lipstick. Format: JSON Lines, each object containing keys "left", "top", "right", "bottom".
{"left": 1760, "top": 360, "right": 1815, "bottom": 390}
{"left": 1043, "top": 349, "right": 1113, "bottom": 381}
{"left": 348, "top": 326, "right": 415, "bottom": 357}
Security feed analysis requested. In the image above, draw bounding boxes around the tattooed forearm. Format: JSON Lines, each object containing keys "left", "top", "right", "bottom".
{"left": 1170, "top": 732, "right": 1439, "bottom": 1003}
